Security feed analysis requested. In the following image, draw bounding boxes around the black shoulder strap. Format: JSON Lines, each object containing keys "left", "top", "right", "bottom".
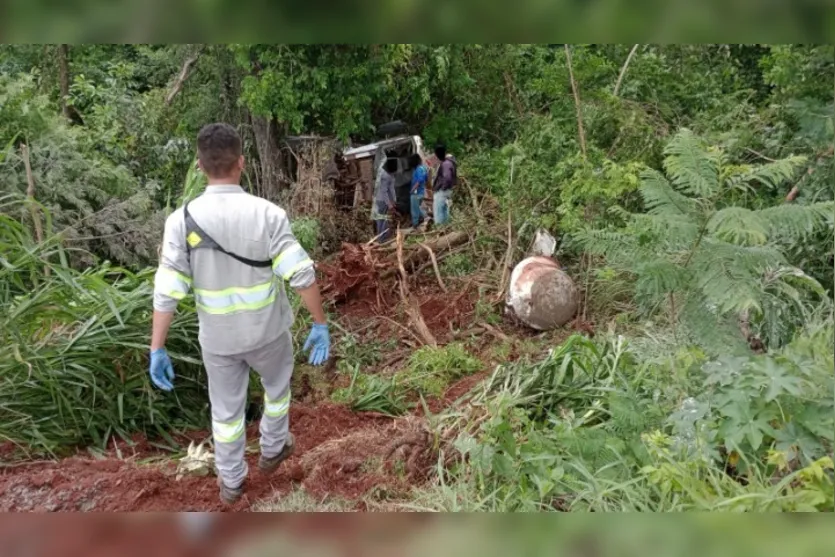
{"left": 183, "top": 201, "right": 272, "bottom": 268}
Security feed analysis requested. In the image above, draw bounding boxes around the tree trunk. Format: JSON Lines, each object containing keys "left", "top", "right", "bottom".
{"left": 58, "top": 44, "right": 71, "bottom": 120}
{"left": 564, "top": 45, "right": 587, "bottom": 160}
{"left": 251, "top": 114, "right": 289, "bottom": 200}
{"left": 165, "top": 46, "right": 204, "bottom": 106}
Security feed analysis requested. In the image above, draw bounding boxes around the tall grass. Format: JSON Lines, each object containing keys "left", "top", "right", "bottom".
{"left": 427, "top": 329, "right": 834, "bottom": 512}
{"left": 0, "top": 198, "right": 207, "bottom": 456}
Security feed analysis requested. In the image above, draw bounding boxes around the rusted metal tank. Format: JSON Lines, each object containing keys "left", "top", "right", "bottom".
{"left": 507, "top": 255, "right": 578, "bottom": 330}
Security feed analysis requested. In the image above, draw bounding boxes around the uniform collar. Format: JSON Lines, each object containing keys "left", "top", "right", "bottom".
{"left": 204, "top": 184, "right": 244, "bottom": 194}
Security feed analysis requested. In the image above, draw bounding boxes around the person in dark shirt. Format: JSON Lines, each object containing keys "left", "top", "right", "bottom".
{"left": 432, "top": 143, "right": 457, "bottom": 225}
{"left": 373, "top": 158, "right": 398, "bottom": 241}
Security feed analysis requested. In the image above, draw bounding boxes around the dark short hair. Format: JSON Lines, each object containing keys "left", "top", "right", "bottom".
{"left": 408, "top": 153, "right": 422, "bottom": 170}
{"left": 197, "top": 123, "right": 242, "bottom": 177}
{"left": 434, "top": 142, "right": 446, "bottom": 161}
{"left": 383, "top": 158, "right": 399, "bottom": 173}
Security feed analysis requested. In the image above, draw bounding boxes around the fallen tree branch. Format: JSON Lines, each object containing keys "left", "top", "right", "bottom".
{"left": 381, "top": 231, "right": 469, "bottom": 279}
{"left": 480, "top": 321, "right": 510, "bottom": 342}
{"left": 165, "top": 47, "right": 204, "bottom": 106}
{"left": 412, "top": 243, "right": 469, "bottom": 277}
{"left": 785, "top": 146, "right": 833, "bottom": 203}
{"left": 421, "top": 244, "right": 448, "bottom": 293}
{"left": 745, "top": 147, "right": 777, "bottom": 162}
{"left": 377, "top": 316, "right": 426, "bottom": 346}
{"left": 396, "top": 230, "right": 437, "bottom": 347}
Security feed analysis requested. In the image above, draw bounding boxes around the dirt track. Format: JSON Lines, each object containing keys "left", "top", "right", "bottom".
{"left": 0, "top": 403, "right": 403, "bottom": 512}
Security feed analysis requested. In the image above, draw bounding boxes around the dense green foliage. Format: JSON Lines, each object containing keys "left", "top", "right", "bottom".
{"left": 418, "top": 327, "right": 834, "bottom": 511}
{"left": 0, "top": 200, "right": 206, "bottom": 455}
{"left": 579, "top": 129, "right": 832, "bottom": 352}
{"left": 0, "top": 44, "right": 831, "bottom": 510}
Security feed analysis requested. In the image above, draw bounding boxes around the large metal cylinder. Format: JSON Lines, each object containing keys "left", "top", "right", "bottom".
{"left": 507, "top": 256, "right": 578, "bottom": 330}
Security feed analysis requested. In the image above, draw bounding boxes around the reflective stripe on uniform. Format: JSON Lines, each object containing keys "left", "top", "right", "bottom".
{"left": 194, "top": 280, "right": 276, "bottom": 315}
{"left": 154, "top": 266, "right": 192, "bottom": 300}
{"left": 213, "top": 415, "right": 245, "bottom": 443}
{"left": 272, "top": 244, "right": 313, "bottom": 280}
{"left": 264, "top": 391, "right": 291, "bottom": 418}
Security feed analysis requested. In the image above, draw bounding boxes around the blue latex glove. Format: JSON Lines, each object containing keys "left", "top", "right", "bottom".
{"left": 149, "top": 348, "right": 175, "bottom": 391}
{"left": 303, "top": 323, "right": 330, "bottom": 366}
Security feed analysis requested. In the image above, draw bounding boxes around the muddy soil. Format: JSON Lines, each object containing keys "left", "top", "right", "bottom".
{"left": 0, "top": 404, "right": 401, "bottom": 512}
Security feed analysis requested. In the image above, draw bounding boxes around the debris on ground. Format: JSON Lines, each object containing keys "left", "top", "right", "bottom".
{"left": 175, "top": 441, "right": 215, "bottom": 481}
{"left": 507, "top": 255, "right": 578, "bottom": 330}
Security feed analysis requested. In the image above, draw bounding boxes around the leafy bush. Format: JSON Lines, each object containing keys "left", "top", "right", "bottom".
{"left": 400, "top": 343, "right": 481, "bottom": 398}
{"left": 435, "top": 323, "right": 834, "bottom": 511}
{"left": 0, "top": 75, "right": 163, "bottom": 268}
{"left": 440, "top": 253, "right": 475, "bottom": 277}
{"left": 290, "top": 216, "right": 321, "bottom": 255}
{"left": 579, "top": 129, "right": 832, "bottom": 353}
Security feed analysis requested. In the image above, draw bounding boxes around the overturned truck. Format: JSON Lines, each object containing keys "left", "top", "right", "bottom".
{"left": 342, "top": 134, "right": 429, "bottom": 222}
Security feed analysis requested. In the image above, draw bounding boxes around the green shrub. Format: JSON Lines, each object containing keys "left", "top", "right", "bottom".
{"left": 579, "top": 129, "right": 831, "bottom": 354}
{"left": 440, "top": 253, "right": 475, "bottom": 277}
{"left": 400, "top": 343, "right": 481, "bottom": 398}
{"left": 437, "top": 323, "right": 834, "bottom": 511}
{"left": 331, "top": 364, "right": 407, "bottom": 417}
{"left": 291, "top": 217, "right": 320, "bottom": 255}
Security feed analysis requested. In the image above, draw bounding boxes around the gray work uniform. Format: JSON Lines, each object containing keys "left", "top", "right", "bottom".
{"left": 153, "top": 185, "right": 315, "bottom": 489}
{"left": 372, "top": 168, "right": 396, "bottom": 221}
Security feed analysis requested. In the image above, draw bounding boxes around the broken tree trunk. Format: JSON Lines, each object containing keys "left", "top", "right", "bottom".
{"left": 396, "top": 230, "right": 437, "bottom": 347}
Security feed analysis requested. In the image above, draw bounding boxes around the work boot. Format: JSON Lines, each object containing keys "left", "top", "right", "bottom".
{"left": 259, "top": 432, "right": 295, "bottom": 474}
{"left": 217, "top": 475, "right": 244, "bottom": 506}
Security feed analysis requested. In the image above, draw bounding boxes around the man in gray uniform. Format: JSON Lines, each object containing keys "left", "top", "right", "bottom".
{"left": 149, "top": 123, "right": 330, "bottom": 505}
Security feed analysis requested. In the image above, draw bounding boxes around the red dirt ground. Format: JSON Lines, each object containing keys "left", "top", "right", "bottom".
{"left": 0, "top": 375, "right": 479, "bottom": 513}
{"left": 0, "top": 404, "right": 399, "bottom": 512}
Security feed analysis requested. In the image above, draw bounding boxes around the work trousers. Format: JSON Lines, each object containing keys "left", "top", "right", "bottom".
{"left": 374, "top": 200, "right": 391, "bottom": 242}
{"left": 202, "top": 330, "right": 293, "bottom": 489}
{"left": 433, "top": 189, "right": 451, "bottom": 225}
{"left": 410, "top": 193, "right": 426, "bottom": 228}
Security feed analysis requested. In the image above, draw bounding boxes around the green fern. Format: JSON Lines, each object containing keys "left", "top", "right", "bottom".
{"left": 578, "top": 129, "right": 828, "bottom": 353}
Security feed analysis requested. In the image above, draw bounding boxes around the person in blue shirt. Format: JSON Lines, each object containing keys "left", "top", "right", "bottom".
{"left": 409, "top": 153, "right": 428, "bottom": 228}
